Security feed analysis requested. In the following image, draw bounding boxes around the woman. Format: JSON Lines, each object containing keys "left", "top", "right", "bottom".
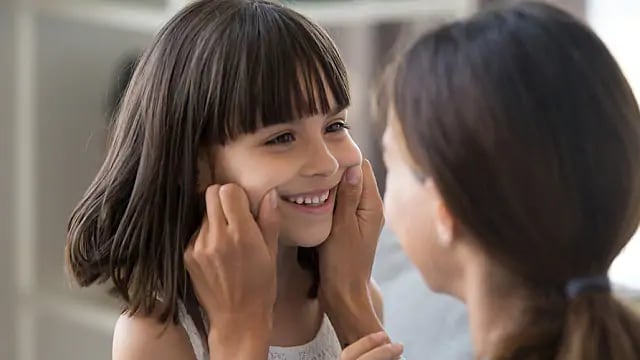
{"left": 187, "top": 2, "right": 640, "bottom": 359}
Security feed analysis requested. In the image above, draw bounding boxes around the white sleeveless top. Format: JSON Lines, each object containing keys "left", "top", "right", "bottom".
{"left": 177, "top": 301, "right": 342, "bottom": 360}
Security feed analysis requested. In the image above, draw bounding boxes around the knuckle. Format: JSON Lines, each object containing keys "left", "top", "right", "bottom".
{"left": 207, "top": 242, "right": 224, "bottom": 255}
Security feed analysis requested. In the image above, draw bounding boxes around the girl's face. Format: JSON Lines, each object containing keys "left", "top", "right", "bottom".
{"left": 211, "top": 100, "right": 362, "bottom": 248}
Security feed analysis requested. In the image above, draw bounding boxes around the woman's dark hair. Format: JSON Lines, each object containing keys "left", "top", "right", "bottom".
{"left": 388, "top": 2, "right": 640, "bottom": 359}
{"left": 66, "top": 0, "right": 348, "bottom": 325}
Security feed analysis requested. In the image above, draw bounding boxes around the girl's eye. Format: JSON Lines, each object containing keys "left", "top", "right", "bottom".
{"left": 326, "top": 121, "right": 351, "bottom": 133}
{"left": 266, "top": 132, "right": 295, "bottom": 145}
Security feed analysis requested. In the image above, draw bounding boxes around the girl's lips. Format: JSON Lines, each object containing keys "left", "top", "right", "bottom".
{"left": 281, "top": 187, "right": 336, "bottom": 215}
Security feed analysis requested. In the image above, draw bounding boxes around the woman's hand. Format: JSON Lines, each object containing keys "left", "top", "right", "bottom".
{"left": 341, "top": 332, "right": 404, "bottom": 360}
{"left": 184, "top": 184, "right": 280, "bottom": 358}
{"left": 318, "top": 160, "right": 386, "bottom": 344}
{"left": 321, "top": 159, "right": 384, "bottom": 291}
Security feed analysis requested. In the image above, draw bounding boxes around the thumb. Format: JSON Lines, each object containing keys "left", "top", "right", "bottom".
{"left": 334, "top": 164, "right": 364, "bottom": 220}
{"left": 258, "top": 189, "right": 281, "bottom": 257}
{"left": 357, "top": 160, "right": 383, "bottom": 215}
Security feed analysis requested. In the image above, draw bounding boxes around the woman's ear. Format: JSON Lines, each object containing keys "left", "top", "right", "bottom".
{"left": 196, "top": 147, "right": 213, "bottom": 193}
{"left": 435, "top": 199, "right": 454, "bottom": 247}
{"left": 425, "top": 179, "right": 455, "bottom": 247}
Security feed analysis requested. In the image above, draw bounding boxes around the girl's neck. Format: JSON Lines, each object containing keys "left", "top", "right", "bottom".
{"left": 270, "top": 244, "right": 323, "bottom": 346}
{"left": 275, "top": 245, "right": 313, "bottom": 301}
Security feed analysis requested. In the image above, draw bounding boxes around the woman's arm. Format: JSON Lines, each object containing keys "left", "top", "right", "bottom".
{"left": 185, "top": 184, "right": 281, "bottom": 359}
{"left": 318, "top": 161, "right": 393, "bottom": 346}
{"left": 206, "top": 312, "right": 272, "bottom": 359}
{"left": 323, "top": 284, "right": 384, "bottom": 346}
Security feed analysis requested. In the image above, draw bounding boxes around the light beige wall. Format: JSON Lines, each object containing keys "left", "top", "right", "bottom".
{"left": 0, "top": 2, "right": 17, "bottom": 359}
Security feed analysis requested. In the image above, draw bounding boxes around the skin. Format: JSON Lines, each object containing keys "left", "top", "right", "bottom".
{"left": 382, "top": 114, "right": 541, "bottom": 360}
{"left": 111, "top": 94, "right": 385, "bottom": 359}
{"left": 208, "top": 96, "right": 363, "bottom": 347}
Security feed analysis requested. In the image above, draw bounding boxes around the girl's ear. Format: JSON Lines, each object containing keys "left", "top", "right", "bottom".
{"left": 196, "top": 147, "right": 213, "bottom": 193}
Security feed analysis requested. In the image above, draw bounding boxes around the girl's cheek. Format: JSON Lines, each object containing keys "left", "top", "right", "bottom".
{"left": 233, "top": 161, "right": 300, "bottom": 213}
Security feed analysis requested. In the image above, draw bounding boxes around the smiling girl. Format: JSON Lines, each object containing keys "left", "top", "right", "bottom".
{"left": 64, "top": 1, "right": 382, "bottom": 359}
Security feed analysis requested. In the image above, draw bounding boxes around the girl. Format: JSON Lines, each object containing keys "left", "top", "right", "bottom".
{"left": 64, "top": 0, "right": 383, "bottom": 359}
{"left": 186, "top": 1, "right": 640, "bottom": 359}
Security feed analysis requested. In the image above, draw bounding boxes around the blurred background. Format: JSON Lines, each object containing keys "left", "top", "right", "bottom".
{"left": 0, "top": 0, "right": 639, "bottom": 359}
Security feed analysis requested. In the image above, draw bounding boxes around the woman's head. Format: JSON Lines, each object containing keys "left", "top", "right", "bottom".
{"left": 383, "top": 1, "right": 640, "bottom": 357}
{"left": 66, "top": 0, "right": 359, "bottom": 322}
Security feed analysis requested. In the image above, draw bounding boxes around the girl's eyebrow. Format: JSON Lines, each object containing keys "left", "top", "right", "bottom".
{"left": 325, "top": 104, "right": 348, "bottom": 119}
{"left": 256, "top": 104, "right": 348, "bottom": 132}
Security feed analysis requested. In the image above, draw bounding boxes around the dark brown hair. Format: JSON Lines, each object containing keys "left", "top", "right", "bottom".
{"left": 65, "top": 0, "right": 348, "bottom": 324}
{"left": 388, "top": 2, "right": 640, "bottom": 359}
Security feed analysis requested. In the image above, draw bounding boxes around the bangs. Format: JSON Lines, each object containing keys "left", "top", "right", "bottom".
{"left": 201, "top": 1, "right": 350, "bottom": 144}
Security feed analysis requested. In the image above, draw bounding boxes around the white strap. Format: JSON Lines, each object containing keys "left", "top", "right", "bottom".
{"left": 177, "top": 301, "right": 208, "bottom": 360}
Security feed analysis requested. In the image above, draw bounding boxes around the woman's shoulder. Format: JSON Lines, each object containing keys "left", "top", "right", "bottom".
{"left": 112, "top": 307, "right": 196, "bottom": 360}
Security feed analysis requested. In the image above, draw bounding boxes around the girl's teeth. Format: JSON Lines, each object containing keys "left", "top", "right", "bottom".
{"left": 287, "top": 191, "right": 331, "bottom": 205}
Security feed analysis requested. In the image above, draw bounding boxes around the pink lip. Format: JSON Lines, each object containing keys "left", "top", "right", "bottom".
{"left": 281, "top": 187, "right": 336, "bottom": 215}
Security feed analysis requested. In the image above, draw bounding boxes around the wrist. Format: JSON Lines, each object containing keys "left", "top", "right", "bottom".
{"left": 208, "top": 311, "right": 272, "bottom": 359}
{"left": 321, "top": 283, "right": 382, "bottom": 346}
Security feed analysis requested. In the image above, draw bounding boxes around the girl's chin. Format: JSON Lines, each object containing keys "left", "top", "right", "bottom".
{"left": 278, "top": 222, "right": 332, "bottom": 248}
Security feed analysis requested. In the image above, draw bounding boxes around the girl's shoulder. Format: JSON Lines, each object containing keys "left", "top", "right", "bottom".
{"left": 112, "top": 307, "right": 196, "bottom": 360}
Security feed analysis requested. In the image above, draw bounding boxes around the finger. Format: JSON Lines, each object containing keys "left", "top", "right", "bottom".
{"left": 218, "top": 183, "right": 254, "bottom": 234}
{"left": 184, "top": 237, "right": 195, "bottom": 269}
{"left": 341, "top": 332, "right": 389, "bottom": 359}
{"left": 257, "top": 189, "right": 281, "bottom": 258}
{"left": 357, "top": 160, "right": 383, "bottom": 216}
{"left": 357, "top": 343, "right": 404, "bottom": 360}
{"left": 191, "top": 215, "right": 209, "bottom": 254}
{"left": 333, "top": 163, "right": 364, "bottom": 221}
{"left": 204, "top": 185, "right": 226, "bottom": 234}
{"left": 184, "top": 219, "right": 205, "bottom": 272}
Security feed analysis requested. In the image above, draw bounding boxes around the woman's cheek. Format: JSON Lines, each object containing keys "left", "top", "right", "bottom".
{"left": 384, "top": 162, "right": 421, "bottom": 236}
{"left": 383, "top": 167, "right": 403, "bottom": 234}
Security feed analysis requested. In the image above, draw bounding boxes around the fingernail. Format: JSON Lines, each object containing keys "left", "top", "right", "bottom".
{"left": 269, "top": 190, "right": 278, "bottom": 209}
{"left": 346, "top": 166, "right": 361, "bottom": 185}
